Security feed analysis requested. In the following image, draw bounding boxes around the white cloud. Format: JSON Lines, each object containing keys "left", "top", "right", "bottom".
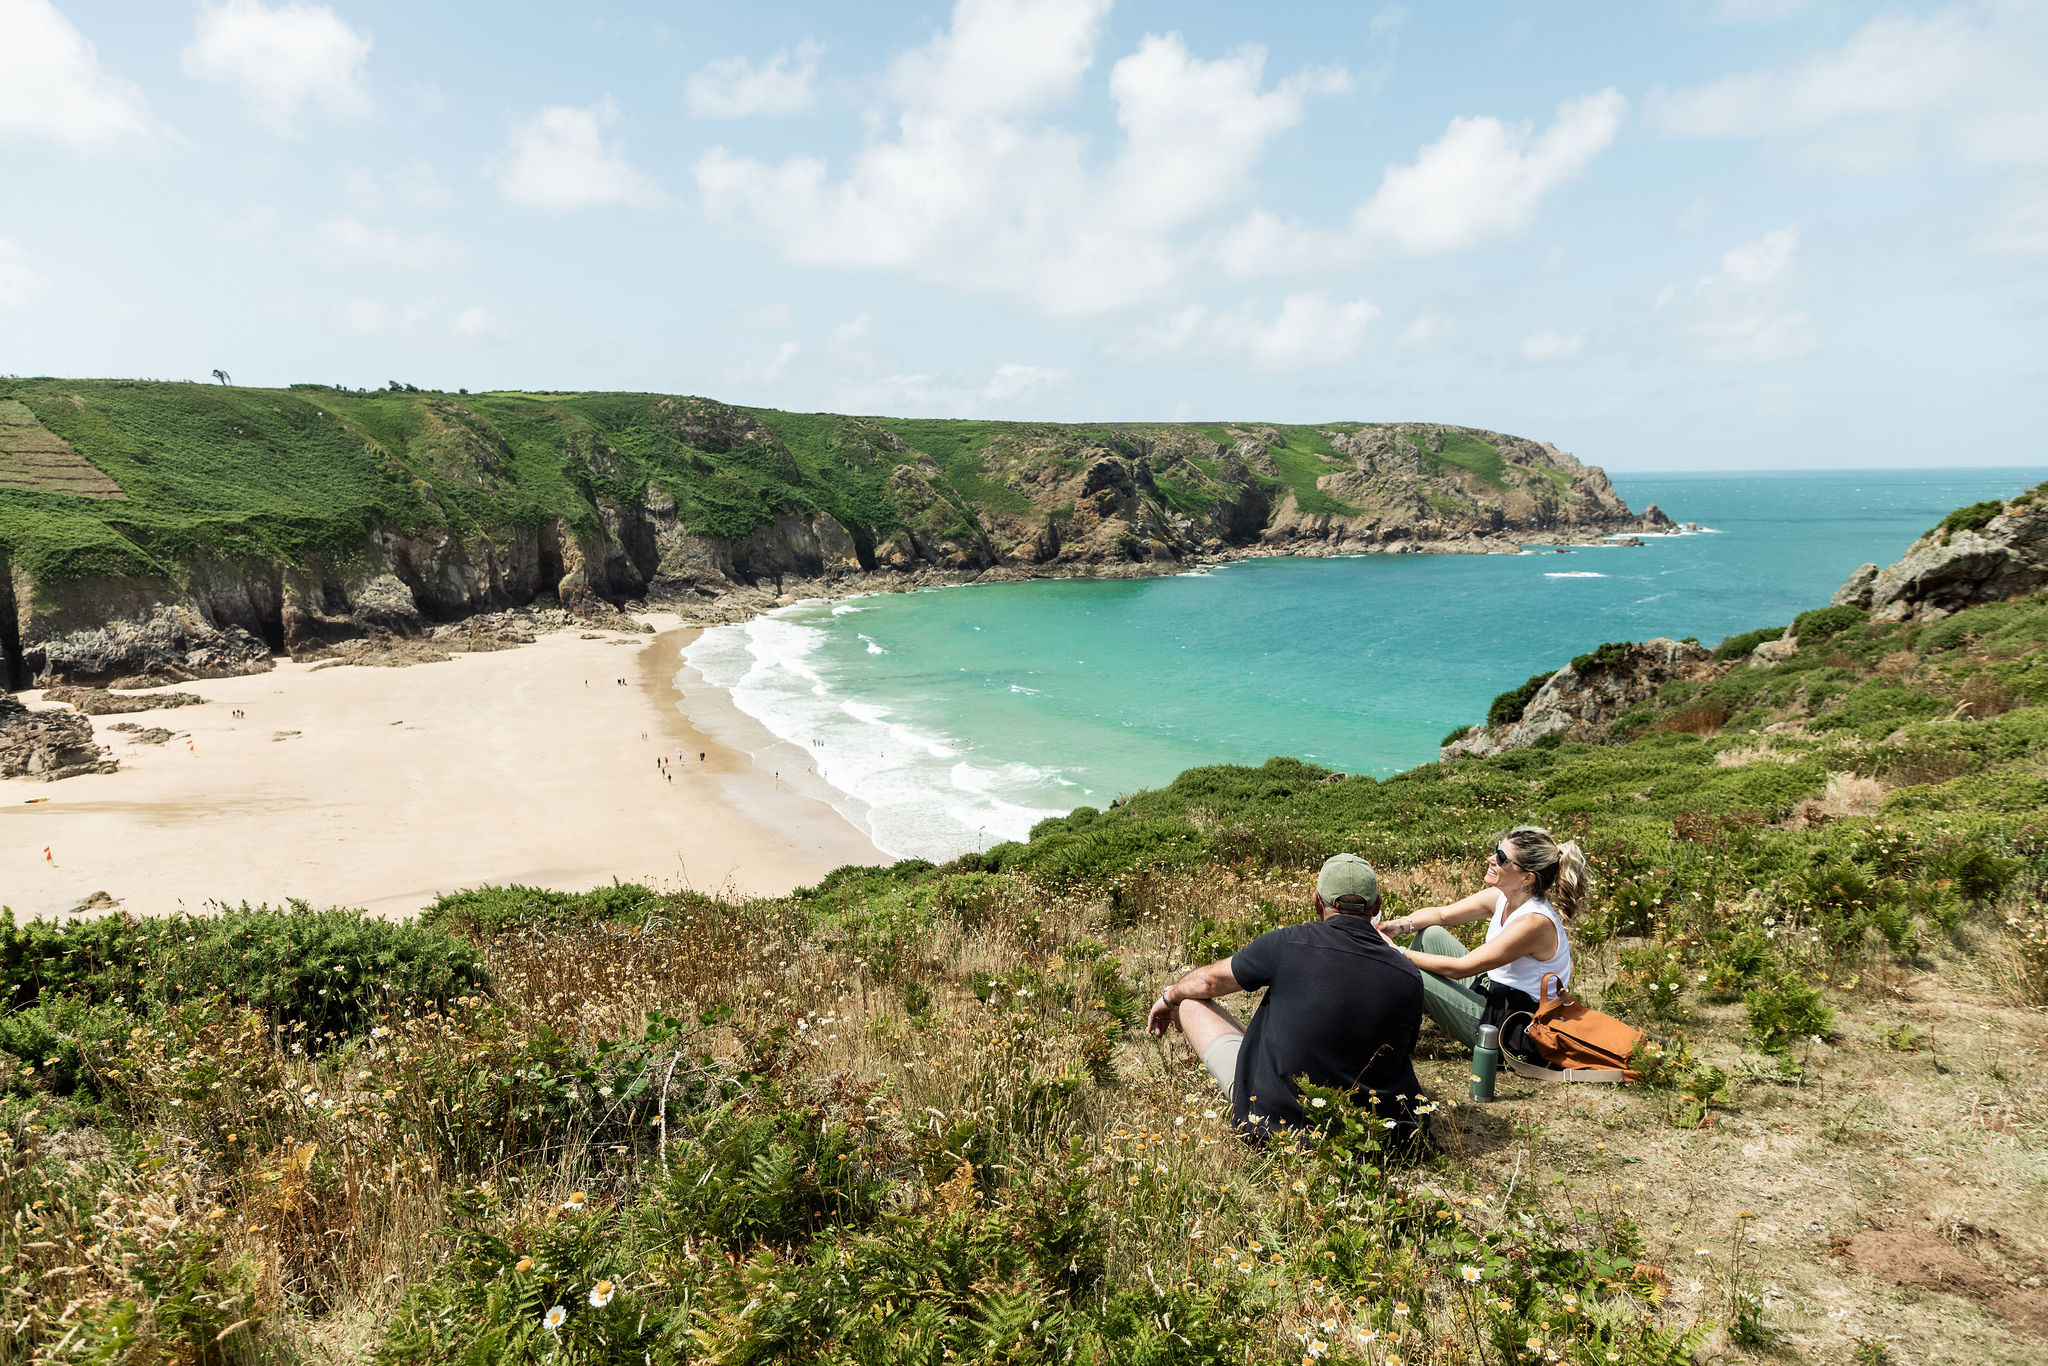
{"left": 311, "top": 216, "right": 464, "bottom": 271}
{"left": 1671, "top": 226, "right": 1817, "bottom": 364}
{"left": 735, "top": 301, "right": 792, "bottom": 330}
{"left": 686, "top": 42, "right": 821, "bottom": 118}
{"left": 182, "top": 0, "right": 371, "bottom": 132}
{"left": 494, "top": 100, "right": 660, "bottom": 211}
{"left": 886, "top": 0, "right": 1110, "bottom": 118}
{"left": 1211, "top": 89, "right": 1624, "bottom": 278}
{"left": 1520, "top": 328, "right": 1586, "bottom": 362}
{"left": 0, "top": 0, "right": 158, "bottom": 151}
{"left": 1111, "top": 292, "right": 1378, "bottom": 372}
{"left": 695, "top": 1, "right": 1345, "bottom": 317}
{"left": 820, "top": 312, "right": 1068, "bottom": 415}
{"left": 346, "top": 161, "right": 453, "bottom": 212}
{"left": 0, "top": 237, "right": 50, "bottom": 308}
{"left": 448, "top": 305, "right": 514, "bottom": 342}
{"left": 716, "top": 339, "right": 802, "bottom": 389}
{"left": 1352, "top": 89, "right": 1626, "bottom": 254}
{"left": 1398, "top": 311, "right": 1453, "bottom": 351}
{"left": 1651, "top": 6, "right": 2048, "bottom": 171}
{"left": 337, "top": 296, "right": 511, "bottom": 344}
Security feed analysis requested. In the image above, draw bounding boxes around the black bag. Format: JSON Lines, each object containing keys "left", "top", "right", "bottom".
{"left": 1476, "top": 976, "right": 1539, "bottom": 1060}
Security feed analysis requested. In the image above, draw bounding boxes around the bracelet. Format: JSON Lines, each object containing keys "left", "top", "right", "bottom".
{"left": 1158, "top": 987, "right": 1175, "bottom": 1010}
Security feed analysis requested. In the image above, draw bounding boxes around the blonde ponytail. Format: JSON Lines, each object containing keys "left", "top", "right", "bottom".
{"left": 1500, "top": 825, "right": 1591, "bottom": 920}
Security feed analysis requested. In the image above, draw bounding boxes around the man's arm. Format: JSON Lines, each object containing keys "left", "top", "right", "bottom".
{"left": 1145, "top": 957, "right": 1243, "bottom": 1037}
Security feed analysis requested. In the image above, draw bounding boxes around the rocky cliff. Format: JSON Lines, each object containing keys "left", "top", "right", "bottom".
{"left": 1832, "top": 489, "right": 2048, "bottom": 622}
{"left": 0, "top": 381, "right": 1669, "bottom": 687}
{"left": 1441, "top": 639, "right": 1719, "bottom": 760}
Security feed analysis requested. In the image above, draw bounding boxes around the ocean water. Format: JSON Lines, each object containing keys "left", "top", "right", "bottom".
{"left": 682, "top": 469, "right": 2046, "bottom": 861}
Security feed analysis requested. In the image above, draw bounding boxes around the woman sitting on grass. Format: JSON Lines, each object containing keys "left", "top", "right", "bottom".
{"left": 1375, "top": 825, "right": 1588, "bottom": 1050}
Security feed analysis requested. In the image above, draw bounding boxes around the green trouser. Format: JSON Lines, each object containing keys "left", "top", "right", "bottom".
{"left": 1411, "top": 925, "right": 1487, "bottom": 1049}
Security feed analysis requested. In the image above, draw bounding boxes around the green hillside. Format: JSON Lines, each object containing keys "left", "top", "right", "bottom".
{"left": 4, "top": 492, "right": 2046, "bottom": 1363}
{"left": 0, "top": 380, "right": 1641, "bottom": 600}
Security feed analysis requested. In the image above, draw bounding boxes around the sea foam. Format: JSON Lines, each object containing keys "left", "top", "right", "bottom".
{"left": 684, "top": 607, "right": 1067, "bottom": 860}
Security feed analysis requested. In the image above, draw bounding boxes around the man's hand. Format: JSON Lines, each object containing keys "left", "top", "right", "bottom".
{"left": 1147, "top": 991, "right": 1179, "bottom": 1037}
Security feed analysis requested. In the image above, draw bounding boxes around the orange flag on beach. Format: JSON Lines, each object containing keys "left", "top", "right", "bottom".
{"left": 43, "top": 847, "right": 55, "bottom": 866}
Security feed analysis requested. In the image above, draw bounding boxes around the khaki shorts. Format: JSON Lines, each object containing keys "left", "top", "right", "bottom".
{"left": 1201, "top": 1031, "right": 1244, "bottom": 1102}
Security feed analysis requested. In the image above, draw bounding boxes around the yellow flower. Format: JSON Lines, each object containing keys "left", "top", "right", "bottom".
{"left": 515, "top": 1256, "right": 534, "bottom": 1273}
{"left": 563, "top": 1191, "right": 588, "bottom": 1212}
{"left": 1527, "top": 1337, "right": 1542, "bottom": 1352}
{"left": 589, "top": 1279, "right": 615, "bottom": 1308}
{"left": 544, "top": 1306, "right": 567, "bottom": 1330}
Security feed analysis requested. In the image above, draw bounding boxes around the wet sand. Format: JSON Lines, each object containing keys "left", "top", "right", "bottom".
{"left": 0, "top": 613, "right": 884, "bottom": 920}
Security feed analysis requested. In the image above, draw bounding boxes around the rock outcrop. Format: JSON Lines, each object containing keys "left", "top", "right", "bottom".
{"left": 1833, "top": 494, "right": 2048, "bottom": 622}
{"left": 1441, "top": 639, "right": 1718, "bottom": 760}
{"left": 0, "top": 693, "right": 115, "bottom": 780}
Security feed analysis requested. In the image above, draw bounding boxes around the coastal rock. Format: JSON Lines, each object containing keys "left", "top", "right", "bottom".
{"left": 1441, "top": 638, "right": 1718, "bottom": 760}
{"left": 1838, "top": 497, "right": 2048, "bottom": 622}
{"left": 19, "top": 598, "right": 270, "bottom": 688}
{"left": 41, "top": 685, "right": 204, "bottom": 715}
{"left": 1749, "top": 636, "right": 1798, "bottom": 668}
{"left": 1, "top": 695, "right": 116, "bottom": 780}
{"left": 1833, "top": 563, "right": 1879, "bottom": 608}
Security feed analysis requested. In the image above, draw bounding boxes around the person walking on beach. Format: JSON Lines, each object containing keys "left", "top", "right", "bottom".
{"left": 1148, "top": 854, "right": 1423, "bottom": 1140}
{"left": 1375, "top": 825, "right": 1585, "bottom": 1053}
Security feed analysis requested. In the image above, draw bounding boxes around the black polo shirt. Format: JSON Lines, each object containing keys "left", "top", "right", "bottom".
{"left": 1229, "top": 914, "right": 1424, "bottom": 1137}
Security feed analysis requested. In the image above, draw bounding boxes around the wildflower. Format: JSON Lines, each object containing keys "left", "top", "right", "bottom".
{"left": 1202, "top": 1109, "right": 1217, "bottom": 1120}
{"left": 544, "top": 1306, "right": 567, "bottom": 1330}
{"left": 1248, "top": 1241, "right": 1263, "bottom": 1252}
{"left": 1292, "top": 1180, "right": 1308, "bottom": 1192}
{"left": 1212, "top": 1256, "right": 1229, "bottom": 1268}
{"left": 516, "top": 1256, "right": 534, "bottom": 1273}
{"left": 564, "top": 1191, "right": 588, "bottom": 1212}
{"left": 589, "top": 1280, "right": 615, "bottom": 1308}
{"left": 1237, "top": 1261, "right": 1254, "bottom": 1274}
{"left": 597, "top": 1086, "right": 613, "bottom": 1098}
{"left": 1393, "top": 1303, "right": 1410, "bottom": 1317}
{"left": 1310, "top": 1097, "right": 1326, "bottom": 1109}
{"left": 1460, "top": 1265, "right": 1483, "bottom": 1282}
{"left": 1693, "top": 1246, "right": 1710, "bottom": 1257}
{"left": 1527, "top": 1337, "right": 1542, "bottom": 1352}
{"left": 1354, "top": 1330, "right": 1377, "bottom": 1345}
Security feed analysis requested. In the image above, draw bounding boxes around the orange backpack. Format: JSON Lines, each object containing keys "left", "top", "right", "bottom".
{"left": 1502, "top": 973, "right": 1648, "bottom": 1084}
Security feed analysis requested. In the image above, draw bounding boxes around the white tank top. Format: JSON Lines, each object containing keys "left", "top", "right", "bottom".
{"left": 1485, "top": 890, "right": 1572, "bottom": 997}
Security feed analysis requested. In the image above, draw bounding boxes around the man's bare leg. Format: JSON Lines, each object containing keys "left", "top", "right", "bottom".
{"left": 1176, "top": 998, "right": 1246, "bottom": 1058}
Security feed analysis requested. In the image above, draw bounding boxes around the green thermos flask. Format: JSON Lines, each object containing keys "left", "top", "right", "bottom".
{"left": 1471, "top": 1024, "right": 1501, "bottom": 1101}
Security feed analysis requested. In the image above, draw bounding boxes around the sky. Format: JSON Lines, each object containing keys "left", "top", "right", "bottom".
{"left": 1, "top": 1, "right": 2044, "bottom": 471}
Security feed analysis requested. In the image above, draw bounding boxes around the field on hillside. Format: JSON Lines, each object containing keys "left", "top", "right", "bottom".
{"left": 4, "top": 577, "right": 2047, "bottom": 1364}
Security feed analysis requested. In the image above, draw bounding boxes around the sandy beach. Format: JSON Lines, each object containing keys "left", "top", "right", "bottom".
{"left": 0, "top": 613, "right": 884, "bottom": 920}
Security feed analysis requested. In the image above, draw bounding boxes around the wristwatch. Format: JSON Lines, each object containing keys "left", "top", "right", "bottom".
{"left": 1158, "top": 985, "right": 1176, "bottom": 1010}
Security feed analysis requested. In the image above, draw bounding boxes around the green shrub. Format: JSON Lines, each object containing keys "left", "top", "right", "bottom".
{"left": 0, "top": 991, "right": 133, "bottom": 1097}
{"left": 1569, "top": 642, "right": 1632, "bottom": 673}
{"left": 1715, "top": 626, "right": 1786, "bottom": 661}
{"left": 1487, "top": 672, "right": 1553, "bottom": 727}
{"left": 1441, "top": 724, "right": 1474, "bottom": 747}
{"left": 0, "top": 905, "right": 485, "bottom": 1041}
{"left": 1934, "top": 500, "right": 2005, "bottom": 539}
{"left": 1792, "top": 605, "right": 1867, "bottom": 644}
{"left": 1744, "top": 978, "right": 1835, "bottom": 1053}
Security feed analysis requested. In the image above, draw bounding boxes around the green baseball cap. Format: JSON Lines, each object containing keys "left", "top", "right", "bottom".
{"left": 1317, "top": 853, "right": 1379, "bottom": 905}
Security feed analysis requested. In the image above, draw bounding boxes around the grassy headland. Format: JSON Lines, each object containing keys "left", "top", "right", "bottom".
{"left": 5, "top": 479, "right": 2048, "bottom": 1362}
{"left": 0, "top": 380, "right": 1663, "bottom": 689}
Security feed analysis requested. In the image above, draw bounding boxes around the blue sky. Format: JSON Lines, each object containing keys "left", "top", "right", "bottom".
{"left": 1, "top": 0, "right": 2044, "bottom": 470}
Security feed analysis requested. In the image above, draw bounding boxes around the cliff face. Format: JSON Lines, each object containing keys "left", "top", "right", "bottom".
{"left": 1833, "top": 492, "right": 2048, "bottom": 622}
{"left": 1441, "top": 639, "right": 1719, "bottom": 761}
{"left": 0, "top": 382, "right": 1669, "bottom": 686}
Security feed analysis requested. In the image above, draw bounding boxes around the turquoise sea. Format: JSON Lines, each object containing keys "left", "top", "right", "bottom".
{"left": 683, "top": 469, "right": 2046, "bottom": 860}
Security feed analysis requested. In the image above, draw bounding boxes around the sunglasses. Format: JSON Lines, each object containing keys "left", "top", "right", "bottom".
{"left": 1487, "top": 844, "right": 1519, "bottom": 870}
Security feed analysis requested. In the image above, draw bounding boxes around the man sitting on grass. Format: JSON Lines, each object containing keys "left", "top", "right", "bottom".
{"left": 1147, "top": 853, "right": 1425, "bottom": 1140}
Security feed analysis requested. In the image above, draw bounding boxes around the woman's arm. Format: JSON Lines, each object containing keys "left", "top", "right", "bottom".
{"left": 1378, "top": 888, "right": 1498, "bottom": 938}
{"left": 1399, "top": 913, "right": 1554, "bottom": 981}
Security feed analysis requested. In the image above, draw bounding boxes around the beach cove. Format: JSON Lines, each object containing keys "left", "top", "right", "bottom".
{"left": 0, "top": 615, "right": 882, "bottom": 921}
